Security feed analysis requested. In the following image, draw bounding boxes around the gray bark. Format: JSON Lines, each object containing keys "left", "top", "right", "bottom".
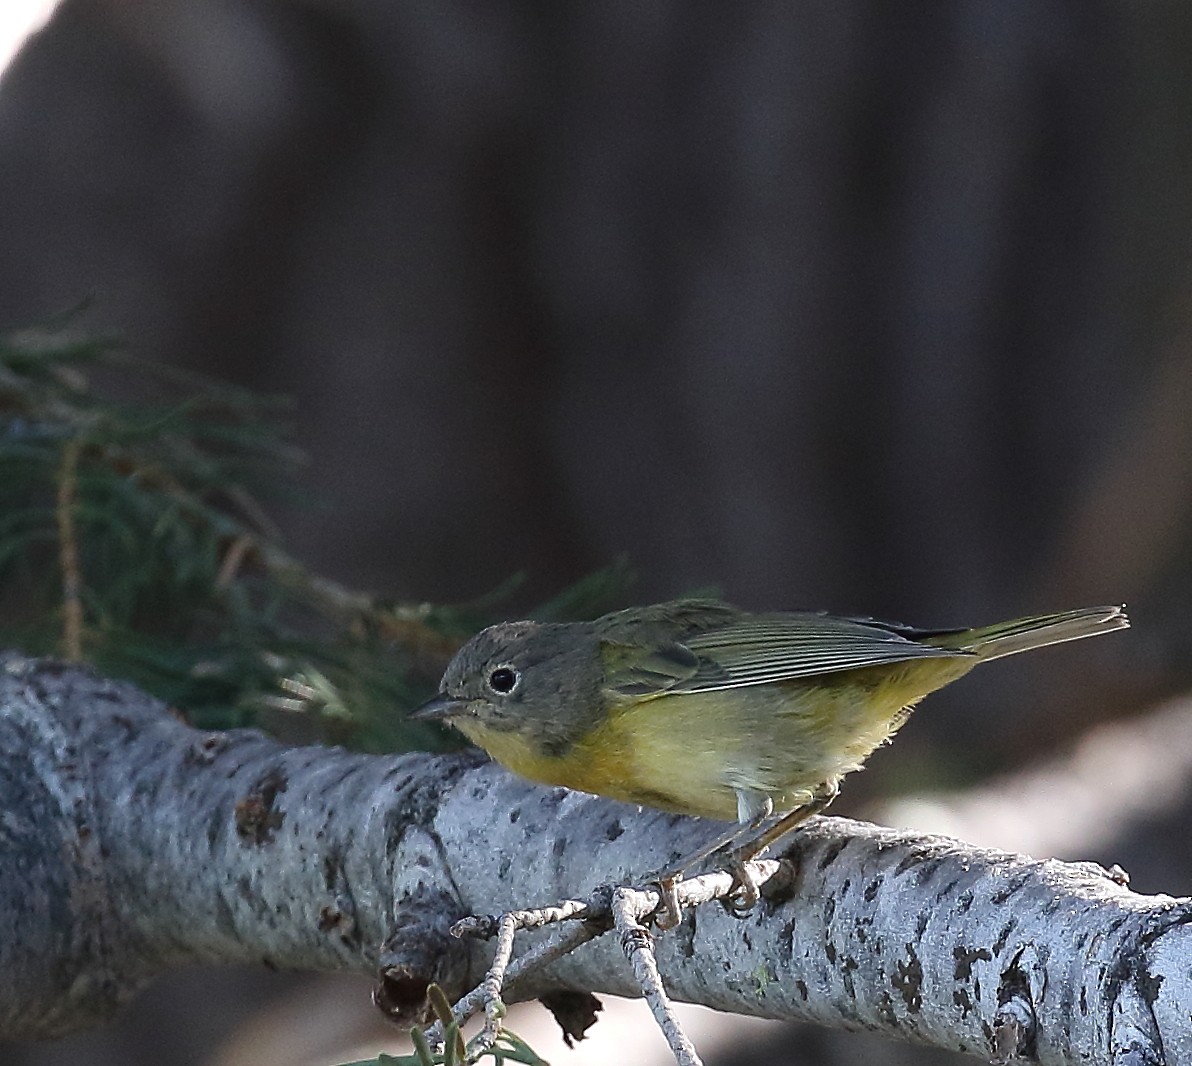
{"left": 1, "top": 652, "right": 1188, "bottom": 1063}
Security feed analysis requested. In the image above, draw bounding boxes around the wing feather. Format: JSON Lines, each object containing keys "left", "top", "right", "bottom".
{"left": 602, "top": 613, "right": 971, "bottom": 698}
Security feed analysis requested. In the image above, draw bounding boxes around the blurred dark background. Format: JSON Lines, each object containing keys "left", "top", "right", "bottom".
{"left": 3, "top": 2, "right": 1192, "bottom": 1064}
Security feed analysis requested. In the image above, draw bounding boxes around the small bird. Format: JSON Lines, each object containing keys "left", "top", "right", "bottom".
{"left": 414, "top": 599, "right": 1128, "bottom": 924}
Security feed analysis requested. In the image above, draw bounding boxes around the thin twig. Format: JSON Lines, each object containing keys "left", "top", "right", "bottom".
{"left": 611, "top": 887, "right": 703, "bottom": 1066}
{"left": 214, "top": 533, "right": 254, "bottom": 588}
{"left": 55, "top": 439, "right": 84, "bottom": 661}
{"left": 79, "top": 450, "right": 459, "bottom": 662}
{"left": 463, "top": 913, "right": 518, "bottom": 1060}
{"left": 427, "top": 920, "right": 602, "bottom": 1046}
{"left": 450, "top": 896, "right": 595, "bottom": 941}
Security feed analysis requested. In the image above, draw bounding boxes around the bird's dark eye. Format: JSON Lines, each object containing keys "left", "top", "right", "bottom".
{"left": 487, "top": 666, "right": 520, "bottom": 694}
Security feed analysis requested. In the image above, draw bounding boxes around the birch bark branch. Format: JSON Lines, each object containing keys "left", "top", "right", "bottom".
{"left": 1, "top": 652, "right": 1188, "bottom": 1063}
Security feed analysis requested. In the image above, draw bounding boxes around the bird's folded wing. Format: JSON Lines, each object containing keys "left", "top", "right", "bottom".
{"left": 602, "top": 615, "right": 969, "bottom": 698}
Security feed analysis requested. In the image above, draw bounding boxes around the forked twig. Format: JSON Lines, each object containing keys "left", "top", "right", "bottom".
{"left": 423, "top": 860, "right": 787, "bottom": 1065}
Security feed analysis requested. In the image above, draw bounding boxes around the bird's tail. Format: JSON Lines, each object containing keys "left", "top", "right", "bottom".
{"left": 926, "top": 605, "right": 1129, "bottom": 661}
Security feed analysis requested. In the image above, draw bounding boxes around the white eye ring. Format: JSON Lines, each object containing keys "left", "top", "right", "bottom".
{"left": 487, "top": 664, "right": 521, "bottom": 695}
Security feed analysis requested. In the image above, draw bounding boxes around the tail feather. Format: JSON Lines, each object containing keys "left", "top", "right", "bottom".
{"left": 927, "top": 606, "right": 1129, "bottom": 661}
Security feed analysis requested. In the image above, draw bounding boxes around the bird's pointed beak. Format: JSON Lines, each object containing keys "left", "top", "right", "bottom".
{"left": 409, "top": 693, "right": 469, "bottom": 722}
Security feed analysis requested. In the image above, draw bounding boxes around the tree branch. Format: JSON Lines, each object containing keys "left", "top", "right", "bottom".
{"left": 1, "top": 653, "right": 1189, "bottom": 1063}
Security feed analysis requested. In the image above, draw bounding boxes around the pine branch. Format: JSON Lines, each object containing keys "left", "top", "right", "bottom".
{"left": 0, "top": 328, "right": 500, "bottom": 747}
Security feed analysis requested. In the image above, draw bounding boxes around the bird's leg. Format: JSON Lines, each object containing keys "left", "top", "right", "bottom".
{"left": 651, "top": 792, "right": 773, "bottom": 930}
{"left": 736, "top": 779, "right": 840, "bottom": 863}
{"left": 723, "top": 780, "right": 840, "bottom": 917}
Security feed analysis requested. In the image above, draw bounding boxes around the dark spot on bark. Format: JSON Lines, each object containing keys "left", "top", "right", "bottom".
{"left": 605, "top": 818, "right": 624, "bottom": 841}
{"left": 498, "top": 855, "right": 511, "bottom": 878}
{"left": 864, "top": 878, "right": 881, "bottom": 902}
{"left": 954, "top": 987, "right": 974, "bottom": 1018}
{"left": 892, "top": 944, "right": 923, "bottom": 1013}
{"left": 397, "top": 751, "right": 485, "bottom": 836}
{"left": 817, "top": 838, "right": 848, "bottom": 870}
{"left": 795, "top": 979, "right": 809, "bottom": 1001}
{"left": 913, "top": 858, "right": 944, "bottom": 886}
{"left": 186, "top": 732, "right": 228, "bottom": 765}
{"left": 777, "top": 918, "right": 797, "bottom": 965}
{"left": 877, "top": 989, "right": 898, "bottom": 1026}
{"left": 840, "top": 958, "right": 857, "bottom": 999}
{"left": 954, "top": 945, "right": 992, "bottom": 981}
{"left": 1137, "top": 970, "right": 1164, "bottom": 1008}
{"left": 509, "top": 808, "right": 521, "bottom": 823}
{"left": 956, "top": 889, "right": 974, "bottom": 914}
{"left": 823, "top": 896, "right": 836, "bottom": 923}
{"left": 318, "top": 905, "right": 344, "bottom": 932}
{"left": 895, "top": 849, "right": 926, "bottom": 877}
{"left": 322, "top": 853, "right": 339, "bottom": 889}
{"left": 742, "top": 929, "right": 753, "bottom": 951}
{"left": 109, "top": 713, "right": 136, "bottom": 736}
{"left": 1079, "top": 985, "right": 1088, "bottom": 1015}
{"left": 234, "top": 766, "right": 288, "bottom": 845}
{"left": 677, "top": 910, "right": 697, "bottom": 959}
{"left": 915, "top": 912, "right": 929, "bottom": 938}
{"left": 825, "top": 941, "right": 837, "bottom": 964}
{"left": 856, "top": 925, "right": 867, "bottom": 944}
{"left": 540, "top": 991, "right": 603, "bottom": 1048}
{"left": 841, "top": 878, "right": 851, "bottom": 895}
{"left": 990, "top": 871, "right": 1032, "bottom": 905}
{"left": 993, "top": 921, "right": 1015, "bottom": 956}
{"left": 995, "top": 952, "right": 1038, "bottom": 1057}
{"left": 553, "top": 837, "right": 567, "bottom": 857}
{"left": 381, "top": 764, "right": 415, "bottom": 789}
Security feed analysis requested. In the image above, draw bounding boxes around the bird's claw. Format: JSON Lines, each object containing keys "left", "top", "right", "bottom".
{"left": 722, "top": 856, "right": 761, "bottom": 918}
{"left": 652, "top": 875, "right": 684, "bottom": 930}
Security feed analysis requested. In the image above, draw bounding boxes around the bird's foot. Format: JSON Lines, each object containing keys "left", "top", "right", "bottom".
{"left": 648, "top": 855, "right": 788, "bottom": 928}
{"left": 652, "top": 874, "right": 685, "bottom": 930}
{"left": 722, "top": 854, "right": 763, "bottom": 918}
